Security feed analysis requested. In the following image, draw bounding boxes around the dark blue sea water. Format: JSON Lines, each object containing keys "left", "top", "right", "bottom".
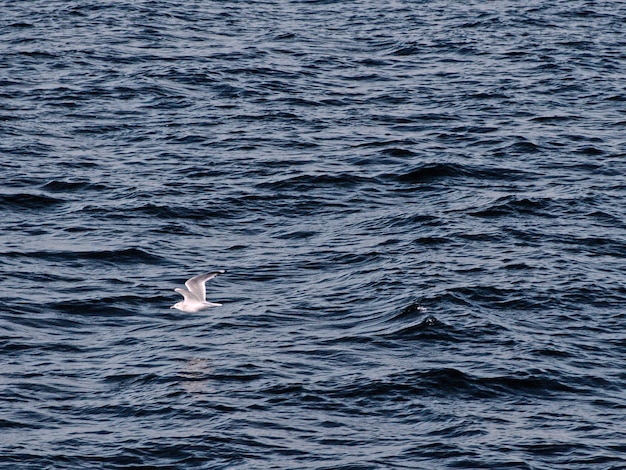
{"left": 1, "top": 1, "right": 626, "bottom": 468}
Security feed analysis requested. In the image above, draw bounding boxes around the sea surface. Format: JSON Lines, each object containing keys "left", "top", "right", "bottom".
{"left": 1, "top": 1, "right": 625, "bottom": 468}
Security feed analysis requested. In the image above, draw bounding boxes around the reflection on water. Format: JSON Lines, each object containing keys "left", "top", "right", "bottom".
{"left": 179, "top": 358, "right": 214, "bottom": 394}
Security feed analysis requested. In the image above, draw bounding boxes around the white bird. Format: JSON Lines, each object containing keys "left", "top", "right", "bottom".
{"left": 171, "top": 271, "right": 225, "bottom": 313}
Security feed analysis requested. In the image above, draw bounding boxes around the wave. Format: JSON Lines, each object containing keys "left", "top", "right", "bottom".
{"left": 0, "top": 193, "right": 64, "bottom": 210}
{"left": 3, "top": 247, "right": 165, "bottom": 265}
{"left": 469, "top": 195, "right": 557, "bottom": 218}
{"left": 41, "top": 180, "right": 109, "bottom": 192}
{"left": 392, "top": 162, "right": 533, "bottom": 185}
{"left": 255, "top": 173, "right": 378, "bottom": 191}
{"left": 261, "top": 367, "right": 580, "bottom": 404}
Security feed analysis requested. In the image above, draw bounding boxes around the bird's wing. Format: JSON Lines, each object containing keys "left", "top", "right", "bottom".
{"left": 184, "top": 271, "right": 225, "bottom": 301}
{"left": 175, "top": 287, "right": 199, "bottom": 302}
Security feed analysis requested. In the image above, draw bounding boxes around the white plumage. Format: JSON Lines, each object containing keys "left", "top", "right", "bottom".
{"left": 171, "top": 271, "right": 225, "bottom": 312}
